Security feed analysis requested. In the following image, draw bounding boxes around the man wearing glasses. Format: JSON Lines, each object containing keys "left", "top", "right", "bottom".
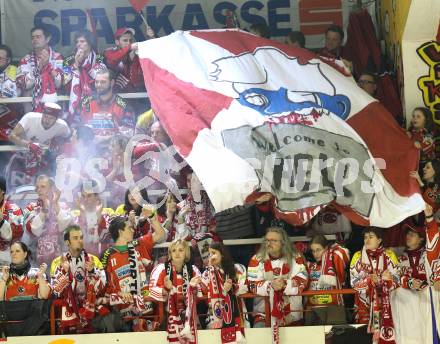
{"left": 247, "top": 227, "right": 308, "bottom": 329}
{"left": 357, "top": 72, "right": 377, "bottom": 97}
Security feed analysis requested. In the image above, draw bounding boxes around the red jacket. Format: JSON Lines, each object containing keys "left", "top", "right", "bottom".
{"left": 103, "top": 46, "right": 145, "bottom": 92}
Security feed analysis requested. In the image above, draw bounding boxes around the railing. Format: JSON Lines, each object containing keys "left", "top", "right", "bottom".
{"left": 0, "top": 93, "right": 148, "bottom": 104}
{"left": 47, "top": 288, "right": 356, "bottom": 335}
{"left": 0, "top": 92, "right": 148, "bottom": 152}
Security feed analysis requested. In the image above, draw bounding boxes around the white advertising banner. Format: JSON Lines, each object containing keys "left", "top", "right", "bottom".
{"left": 2, "top": 0, "right": 363, "bottom": 59}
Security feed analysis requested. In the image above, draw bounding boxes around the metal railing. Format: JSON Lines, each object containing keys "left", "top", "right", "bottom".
{"left": 47, "top": 288, "right": 356, "bottom": 335}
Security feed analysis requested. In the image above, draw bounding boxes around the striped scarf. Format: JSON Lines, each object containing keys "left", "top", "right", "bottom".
{"left": 363, "top": 247, "right": 396, "bottom": 344}
{"left": 206, "top": 267, "right": 245, "bottom": 344}
{"left": 165, "top": 262, "right": 196, "bottom": 344}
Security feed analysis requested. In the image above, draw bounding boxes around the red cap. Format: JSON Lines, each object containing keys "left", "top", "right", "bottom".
{"left": 403, "top": 223, "right": 426, "bottom": 239}
{"left": 43, "top": 102, "right": 62, "bottom": 117}
{"left": 114, "top": 27, "right": 135, "bottom": 39}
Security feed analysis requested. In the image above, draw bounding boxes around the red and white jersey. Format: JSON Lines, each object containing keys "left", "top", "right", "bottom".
{"left": 79, "top": 95, "right": 134, "bottom": 142}
{"left": 71, "top": 208, "right": 114, "bottom": 256}
{"left": 422, "top": 185, "right": 440, "bottom": 213}
{"left": 398, "top": 247, "right": 428, "bottom": 289}
{"left": 103, "top": 46, "right": 144, "bottom": 92}
{"left": 425, "top": 220, "right": 440, "bottom": 283}
{"left": 101, "top": 234, "right": 154, "bottom": 301}
{"left": 4, "top": 268, "right": 47, "bottom": 301}
{"left": 247, "top": 253, "right": 308, "bottom": 324}
{"left": 51, "top": 252, "right": 105, "bottom": 302}
{"left": 149, "top": 262, "right": 201, "bottom": 301}
{"left": 17, "top": 48, "right": 63, "bottom": 111}
{"left": 306, "top": 243, "right": 350, "bottom": 307}
{"left": 0, "top": 64, "right": 21, "bottom": 142}
{"left": 409, "top": 128, "right": 435, "bottom": 162}
{"left": 0, "top": 200, "right": 23, "bottom": 264}
{"left": 350, "top": 248, "right": 400, "bottom": 324}
{"left": 23, "top": 200, "right": 72, "bottom": 265}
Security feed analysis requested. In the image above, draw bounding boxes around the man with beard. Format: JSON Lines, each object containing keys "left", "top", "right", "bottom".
{"left": 51, "top": 225, "right": 106, "bottom": 333}
{"left": 0, "top": 176, "right": 23, "bottom": 266}
{"left": 79, "top": 68, "right": 134, "bottom": 146}
{"left": 23, "top": 174, "right": 72, "bottom": 266}
{"left": 8, "top": 102, "right": 70, "bottom": 176}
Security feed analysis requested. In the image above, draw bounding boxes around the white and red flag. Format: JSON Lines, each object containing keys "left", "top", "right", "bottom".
{"left": 138, "top": 29, "right": 424, "bottom": 227}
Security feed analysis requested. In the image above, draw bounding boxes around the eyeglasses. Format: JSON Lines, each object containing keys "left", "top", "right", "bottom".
{"left": 265, "top": 239, "right": 282, "bottom": 244}
{"left": 358, "top": 80, "right": 375, "bottom": 85}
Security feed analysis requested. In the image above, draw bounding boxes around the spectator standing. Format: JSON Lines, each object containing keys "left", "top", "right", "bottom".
{"left": 17, "top": 27, "right": 63, "bottom": 112}
{"left": 305, "top": 234, "right": 350, "bottom": 325}
{"left": 51, "top": 225, "right": 106, "bottom": 333}
{"left": 23, "top": 175, "right": 72, "bottom": 266}
{"left": 101, "top": 212, "right": 166, "bottom": 331}
{"left": 79, "top": 69, "right": 134, "bottom": 146}
{"left": 247, "top": 227, "right": 308, "bottom": 330}
{"left": 0, "top": 177, "right": 23, "bottom": 266}
{"left": 391, "top": 222, "right": 431, "bottom": 344}
{"left": 350, "top": 227, "right": 400, "bottom": 343}
{"left": 64, "top": 30, "right": 106, "bottom": 122}
{"left": 0, "top": 241, "right": 50, "bottom": 300}
{"left": 103, "top": 28, "right": 145, "bottom": 93}
{"left": 0, "top": 44, "right": 22, "bottom": 144}
{"left": 149, "top": 239, "right": 202, "bottom": 342}
{"left": 407, "top": 107, "right": 436, "bottom": 170}
{"left": 8, "top": 102, "right": 70, "bottom": 176}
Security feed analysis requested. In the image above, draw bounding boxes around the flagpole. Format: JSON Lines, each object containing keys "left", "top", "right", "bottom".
{"left": 137, "top": 11, "right": 154, "bottom": 38}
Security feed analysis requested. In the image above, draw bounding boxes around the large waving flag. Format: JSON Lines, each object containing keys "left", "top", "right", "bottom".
{"left": 137, "top": 29, "right": 424, "bottom": 227}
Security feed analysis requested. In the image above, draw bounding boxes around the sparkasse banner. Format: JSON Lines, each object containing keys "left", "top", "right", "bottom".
{"left": 2, "top": 0, "right": 369, "bottom": 58}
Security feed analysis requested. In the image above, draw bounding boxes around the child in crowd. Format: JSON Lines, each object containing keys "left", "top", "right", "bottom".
{"left": 350, "top": 227, "right": 400, "bottom": 344}
{"left": 305, "top": 234, "right": 350, "bottom": 325}
{"left": 407, "top": 107, "right": 436, "bottom": 171}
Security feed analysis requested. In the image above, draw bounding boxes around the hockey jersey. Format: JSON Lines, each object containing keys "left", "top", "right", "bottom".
{"left": 247, "top": 254, "right": 308, "bottom": 325}
{"left": 5, "top": 268, "right": 47, "bottom": 301}
{"left": 101, "top": 234, "right": 154, "bottom": 304}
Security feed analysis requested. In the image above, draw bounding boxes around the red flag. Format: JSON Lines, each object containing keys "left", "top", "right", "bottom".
{"left": 128, "top": 0, "right": 149, "bottom": 12}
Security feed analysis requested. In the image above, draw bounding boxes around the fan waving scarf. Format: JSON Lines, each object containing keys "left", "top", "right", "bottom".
{"left": 137, "top": 29, "right": 424, "bottom": 227}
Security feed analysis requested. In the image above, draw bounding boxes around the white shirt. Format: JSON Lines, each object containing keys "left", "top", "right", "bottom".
{"left": 18, "top": 112, "right": 70, "bottom": 145}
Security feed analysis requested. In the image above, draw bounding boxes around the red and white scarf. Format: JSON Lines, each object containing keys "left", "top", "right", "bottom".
{"left": 29, "top": 48, "right": 58, "bottom": 111}
{"left": 263, "top": 259, "right": 289, "bottom": 344}
{"left": 52, "top": 251, "right": 100, "bottom": 329}
{"left": 206, "top": 267, "right": 245, "bottom": 344}
{"left": 165, "top": 262, "right": 197, "bottom": 344}
{"left": 68, "top": 51, "right": 99, "bottom": 117}
{"left": 320, "top": 243, "right": 349, "bottom": 304}
{"left": 183, "top": 192, "right": 215, "bottom": 235}
{"left": 362, "top": 247, "right": 396, "bottom": 344}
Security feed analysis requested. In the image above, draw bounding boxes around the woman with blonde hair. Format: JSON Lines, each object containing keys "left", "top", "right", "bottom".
{"left": 149, "top": 239, "right": 201, "bottom": 343}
